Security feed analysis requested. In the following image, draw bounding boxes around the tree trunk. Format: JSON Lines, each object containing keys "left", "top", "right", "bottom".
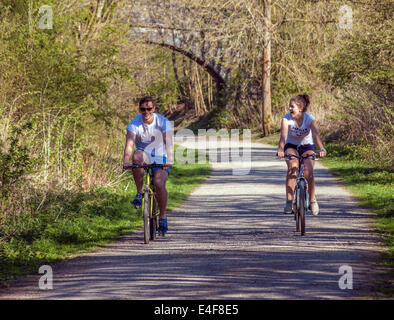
{"left": 172, "top": 51, "right": 186, "bottom": 101}
{"left": 262, "top": 0, "right": 272, "bottom": 136}
{"left": 182, "top": 56, "right": 191, "bottom": 112}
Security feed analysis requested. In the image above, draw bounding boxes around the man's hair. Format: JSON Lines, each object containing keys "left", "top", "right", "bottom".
{"left": 139, "top": 96, "right": 156, "bottom": 108}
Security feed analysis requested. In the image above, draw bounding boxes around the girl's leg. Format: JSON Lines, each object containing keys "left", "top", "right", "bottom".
{"left": 284, "top": 148, "right": 299, "bottom": 214}
{"left": 302, "top": 150, "right": 319, "bottom": 215}
{"left": 301, "top": 150, "right": 316, "bottom": 201}
{"left": 285, "top": 148, "right": 299, "bottom": 201}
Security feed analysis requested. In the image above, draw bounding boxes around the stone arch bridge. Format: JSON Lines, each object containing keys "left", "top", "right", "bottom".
{"left": 117, "top": 1, "right": 233, "bottom": 86}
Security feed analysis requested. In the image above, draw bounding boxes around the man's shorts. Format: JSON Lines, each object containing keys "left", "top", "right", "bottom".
{"left": 135, "top": 147, "right": 170, "bottom": 175}
{"left": 284, "top": 143, "right": 316, "bottom": 156}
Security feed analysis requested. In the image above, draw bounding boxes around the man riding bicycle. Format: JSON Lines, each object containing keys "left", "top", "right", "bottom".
{"left": 123, "top": 96, "right": 173, "bottom": 236}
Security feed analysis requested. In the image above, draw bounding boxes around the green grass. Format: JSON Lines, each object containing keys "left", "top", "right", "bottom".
{"left": 0, "top": 149, "right": 211, "bottom": 286}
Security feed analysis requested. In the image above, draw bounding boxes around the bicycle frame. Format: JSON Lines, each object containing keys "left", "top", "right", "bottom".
{"left": 142, "top": 168, "right": 156, "bottom": 219}
{"left": 295, "top": 159, "right": 310, "bottom": 213}
{"left": 126, "top": 163, "right": 163, "bottom": 243}
{"left": 285, "top": 153, "right": 315, "bottom": 211}
{"left": 284, "top": 152, "right": 316, "bottom": 236}
{"left": 127, "top": 164, "right": 162, "bottom": 214}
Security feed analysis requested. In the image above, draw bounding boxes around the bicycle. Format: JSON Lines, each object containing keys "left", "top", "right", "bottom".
{"left": 125, "top": 163, "right": 164, "bottom": 244}
{"left": 284, "top": 153, "right": 318, "bottom": 236}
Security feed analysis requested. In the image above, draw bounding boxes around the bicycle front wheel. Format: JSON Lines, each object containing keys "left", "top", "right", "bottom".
{"left": 143, "top": 190, "right": 150, "bottom": 244}
{"left": 294, "top": 189, "right": 300, "bottom": 232}
{"left": 299, "top": 180, "right": 306, "bottom": 236}
{"left": 150, "top": 193, "right": 158, "bottom": 240}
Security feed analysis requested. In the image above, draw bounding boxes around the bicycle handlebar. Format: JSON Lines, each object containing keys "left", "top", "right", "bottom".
{"left": 276, "top": 153, "right": 319, "bottom": 160}
{"left": 284, "top": 153, "right": 318, "bottom": 161}
{"left": 124, "top": 163, "right": 165, "bottom": 170}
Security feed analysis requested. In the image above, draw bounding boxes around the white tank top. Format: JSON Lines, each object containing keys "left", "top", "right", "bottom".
{"left": 283, "top": 112, "right": 315, "bottom": 145}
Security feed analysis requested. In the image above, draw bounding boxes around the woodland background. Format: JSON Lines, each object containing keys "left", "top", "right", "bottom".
{"left": 0, "top": 0, "right": 392, "bottom": 256}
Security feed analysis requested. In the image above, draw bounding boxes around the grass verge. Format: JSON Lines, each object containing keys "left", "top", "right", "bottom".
{"left": 0, "top": 149, "right": 211, "bottom": 287}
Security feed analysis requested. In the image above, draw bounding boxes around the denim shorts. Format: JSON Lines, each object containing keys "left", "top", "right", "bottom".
{"left": 284, "top": 143, "right": 316, "bottom": 156}
{"left": 135, "top": 147, "right": 170, "bottom": 175}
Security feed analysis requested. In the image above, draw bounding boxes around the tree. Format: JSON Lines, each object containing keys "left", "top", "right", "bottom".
{"left": 261, "top": 0, "right": 272, "bottom": 135}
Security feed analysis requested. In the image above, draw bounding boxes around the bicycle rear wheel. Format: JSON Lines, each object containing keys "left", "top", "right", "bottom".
{"left": 299, "top": 180, "right": 306, "bottom": 236}
{"left": 143, "top": 190, "right": 150, "bottom": 244}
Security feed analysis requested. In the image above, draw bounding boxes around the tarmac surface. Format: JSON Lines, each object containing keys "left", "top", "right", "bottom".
{"left": 0, "top": 138, "right": 384, "bottom": 299}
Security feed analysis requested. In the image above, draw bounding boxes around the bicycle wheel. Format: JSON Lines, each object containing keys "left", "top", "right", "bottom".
{"left": 294, "top": 188, "right": 300, "bottom": 232}
{"left": 295, "top": 209, "right": 300, "bottom": 232}
{"left": 150, "top": 193, "right": 158, "bottom": 240}
{"left": 299, "top": 180, "right": 306, "bottom": 236}
{"left": 143, "top": 190, "right": 150, "bottom": 244}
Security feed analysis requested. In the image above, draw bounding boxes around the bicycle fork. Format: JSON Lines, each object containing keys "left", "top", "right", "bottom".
{"left": 142, "top": 176, "right": 158, "bottom": 220}
{"left": 295, "top": 164, "right": 310, "bottom": 213}
{"left": 142, "top": 171, "right": 152, "bottom": 217}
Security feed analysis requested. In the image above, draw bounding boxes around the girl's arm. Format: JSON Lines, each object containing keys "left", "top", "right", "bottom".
{"left": 277, "top": 118, "right": 288, "bottom": 158}
{"left": 310, "top": 120, "right": 327, "bottom": 157}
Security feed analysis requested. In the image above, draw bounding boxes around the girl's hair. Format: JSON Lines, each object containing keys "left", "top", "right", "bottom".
{"left": 289, "top": 94, "right": 310, "bottom": 112}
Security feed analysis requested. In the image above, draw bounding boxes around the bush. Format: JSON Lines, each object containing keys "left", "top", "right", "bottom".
{"left": 0, "top": 123, "right": 34, "bottom": 214}
{"left": 319, "top": 0, "right": 393, "bottom": 167}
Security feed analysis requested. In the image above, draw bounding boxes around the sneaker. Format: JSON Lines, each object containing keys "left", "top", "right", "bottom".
{"left": 132, "top": 192, "right": 143, "bottom": 209}
{"left": 284, "top": 200, "right": 293, "bottom": 214}
{"left": 158, "top": 217, "right": 168, "bottom": 236}
{"left": 310, "top": 200, "right": 319, "bottom": 216}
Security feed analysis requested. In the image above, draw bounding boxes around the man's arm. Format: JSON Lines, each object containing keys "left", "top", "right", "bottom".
{"left": 123, "top": 131, "right": 136, "bottom": 169}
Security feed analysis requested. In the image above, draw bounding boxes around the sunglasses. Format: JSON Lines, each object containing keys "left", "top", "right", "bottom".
{"left": 140, "top": 107, "right": 153, "bottom": 112}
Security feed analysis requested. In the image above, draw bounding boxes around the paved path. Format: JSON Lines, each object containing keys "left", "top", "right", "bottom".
{"left": 0, "top": 140, "right": 384, "bottom": 299}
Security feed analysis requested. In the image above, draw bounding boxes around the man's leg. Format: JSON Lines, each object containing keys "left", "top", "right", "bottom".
{"left": 153, "top": 169, "right": 169, "bottom": 218}
{"left": 154, "top": 169, "right": 169, "bottom": 235}
{"left": 131, "top": 149, "right": 147, "bottom": 208}
{"left": 132, "top": 149, "right": 146, "bottom": 192}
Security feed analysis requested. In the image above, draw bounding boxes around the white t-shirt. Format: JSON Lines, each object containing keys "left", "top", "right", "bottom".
{"left": 283, "top": 112, "right": 315, "bottom": 145}
{"left": 127, "top": 113, "right": 172, "bottom": 162}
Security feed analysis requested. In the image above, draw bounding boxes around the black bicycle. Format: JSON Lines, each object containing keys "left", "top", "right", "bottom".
{"left": 284, "top": 153, "right": 317, "bottom": 236}
{"left": 126, "top": 164, "right": 164, "bottom": 244}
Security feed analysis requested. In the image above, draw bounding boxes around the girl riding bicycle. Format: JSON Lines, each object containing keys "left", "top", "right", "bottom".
{"left": 277, "top": 94, "right": 327, "bottom": 215}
